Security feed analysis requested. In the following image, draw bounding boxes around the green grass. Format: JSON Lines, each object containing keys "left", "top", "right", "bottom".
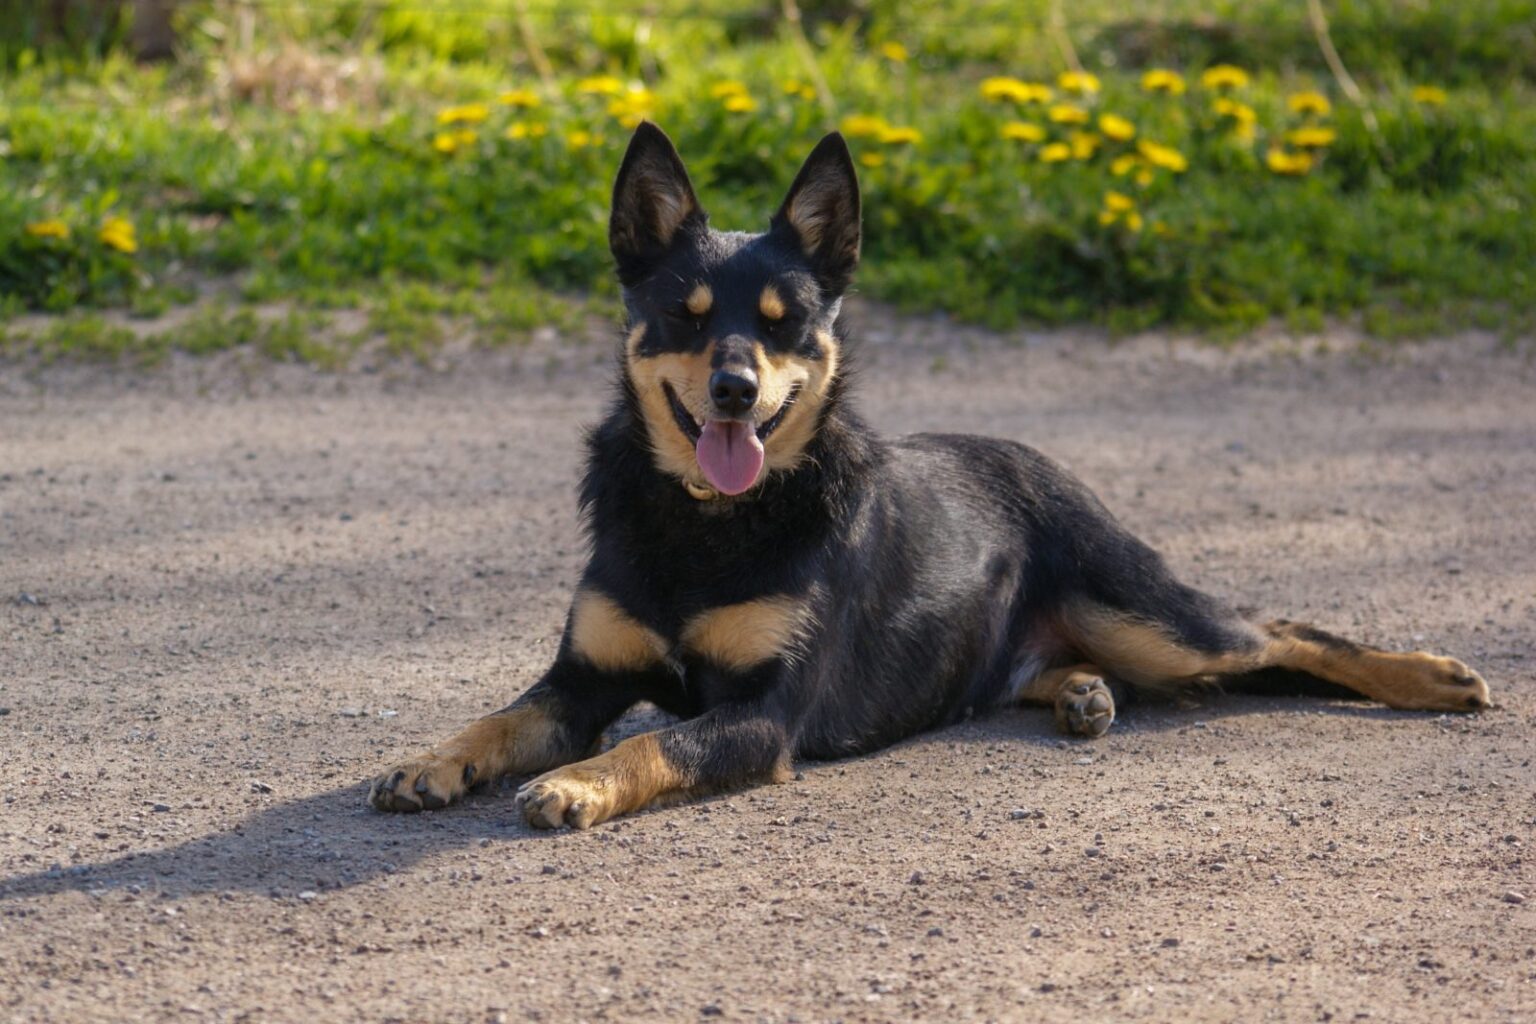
{"left": 2, "top": 0, "right": 1534, "bottom": 363}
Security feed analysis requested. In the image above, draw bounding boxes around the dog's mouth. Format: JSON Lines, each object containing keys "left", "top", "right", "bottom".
{"left": 663, "top": 383, "right": 801, "bottom": 495}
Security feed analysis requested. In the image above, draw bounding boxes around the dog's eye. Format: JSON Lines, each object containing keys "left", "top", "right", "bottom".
{"left": 666, "top": 305, "right": 705, "bottom": 332}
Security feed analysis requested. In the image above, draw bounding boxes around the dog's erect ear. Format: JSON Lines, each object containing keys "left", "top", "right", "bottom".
{"left": 610, "top": 122, "right": 704, "bottom": 281}
{"left": 771, "top": 132, "right": 861, "bottom": 294}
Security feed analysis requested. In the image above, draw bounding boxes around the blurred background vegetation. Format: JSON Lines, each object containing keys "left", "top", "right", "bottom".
{"left": 2, "top": 0, "right": 1533, "bottom": 362}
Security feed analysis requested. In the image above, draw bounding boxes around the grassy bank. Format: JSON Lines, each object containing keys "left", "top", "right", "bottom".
{"left": 3, "top": 1, "right": 1535, "bottom": 362}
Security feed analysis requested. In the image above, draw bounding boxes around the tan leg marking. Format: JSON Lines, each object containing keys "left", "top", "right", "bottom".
{"left": 1066, "top": 603, "right": 1490, "bottom": 712}
{"left": 569, "top": 588, "right": 669, "bottom": 672}
{"left": 1259, "top": 621, "right": 1491, "bottom": 711}
{"left": 370, "top": 702, "right": 571, "bottom": 813}
{"left": 681, "top": 596, "right": 813, "bottom": 671}
{"left": 1017, "top": 663, "right": 1116, "bottom": 737}
{"left": 517, "top": 732, "right": 687, "bottom": 830}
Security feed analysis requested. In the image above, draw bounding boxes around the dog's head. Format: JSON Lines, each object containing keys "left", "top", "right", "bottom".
{"left": 610, "top": 122, "right": 859, "bottom": 498}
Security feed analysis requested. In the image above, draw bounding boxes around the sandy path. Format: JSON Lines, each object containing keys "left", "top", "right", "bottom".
{"left": 2, "top": 308, "right": 1533, "bottom": 1023}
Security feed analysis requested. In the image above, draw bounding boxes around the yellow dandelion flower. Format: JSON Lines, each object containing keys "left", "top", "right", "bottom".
{"left": 840, "top": 114, "right": 891, "bottom": 138}
{"left": 437, "top": 103, "right": 490, "bottom": 126}
{"left": 1137, "top": 140, "right": 1188, "bottom": 173}
{"left": 1200, "top": 64, "right": 1250, "bottom": 90}
{"left": 709, "top": 80, "right": 749, "bottom": 99}
{"left": 877, "top": 125, "right": 922, "bottom": 145}
{"left": 1103, "top": 191, "right": 1135, "bottom": 213}
{"left": 25, "top": 219, "right": 70, "bottom": 240}
{"left": 1057, "top": 70, "right": 1101, "bottom": 94}
{"left": 432, "top": 132, "right": 460, "bottom": 154}
{"left": 97, "top": 216, "right": 137, "bottom": 253}
{"left": 1069, "top": 131, "right": 1099, "bottom": 160}
{"left": 1134, "top": 167, "right": 1155, "bottom": 188}
{"left": 608, "top": 88, "right": 657, "bottom": 128}
{"left": 859, "top": 152, "right": 886, "bottom": 168}
{"left": 1212, "top": 97, "right": 1257, "bottom": 124}
{"left": 1265, "top": 148, "right": 1313, "bottom": 175}
{"left": 1000, "top": 121, "right": 1046, "bottom": 143}
{"left": 722, "top": 94, "right": 757, "bottom": 113}
{"left": 1048, "top": 103, "right": 1090, "bottom": 125}
{"left": 1286, "top": 126, "right": 1337, "bottom": 148}
{"left": 1287, "top": 91, "right": 1331, "bottom": 116}
{"left": 980, "top": 77, "right": 1052, "bottom": 104}
{"left": 504, "top": 121, "right": 548, "bottom": 140}
{"left": 1110, "top": 153, "right": 1139, "bottom": 176}
{"left": 1125, "top": 210, "right": 1144, "bottom": 233}
{"left": 782, "top": 79, "right": 804, "bottom": 94}
{"left": 576, "top": 76, "right": 625, "bottom": 97}
{"left": 800, "top": 85, "right": 816, "bottom": 100}
{"left": 1039, "top": 142, "right": 1072, "bottom": 163}
{"left": 1412, "top": 85, "right": 1448, "bottom": 106}
{"left": 880, "top": 41, "right": 910, "bottom": 63}
{"left": 1097, "top": 209, "right": 1118, "bottom": 227}
{"left": 566, "top": 130, "right": 596, "bottom": 149}
{"left": 497, "top": 88, "right": 540, "bottom": 108}
{"left": 1140, "top": 69, "right": 1186, "bottom": 95}
{"left": 1098, "top": 113, "right": 1136, "bottom": 142}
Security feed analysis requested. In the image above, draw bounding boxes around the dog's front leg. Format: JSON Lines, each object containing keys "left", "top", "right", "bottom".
{"left": 515, "top": 703, "right": 792, "bottom": 830}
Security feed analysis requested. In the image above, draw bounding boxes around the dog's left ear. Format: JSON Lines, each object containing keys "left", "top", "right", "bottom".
{"left": 610, "top": 122, "right": 705, "bottom": 284}
{"left": 771, "top": 132, "right": 861, "bottom": 295}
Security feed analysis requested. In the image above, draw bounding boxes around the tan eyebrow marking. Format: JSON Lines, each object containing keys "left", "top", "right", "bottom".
{"left": 759, "top": 284, "right": 786, "bottom": 321}
{"left": 685, "top": 283, "right": 713, "bottom": 316}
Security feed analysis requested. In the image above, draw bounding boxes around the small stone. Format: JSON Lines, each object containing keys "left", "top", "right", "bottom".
{"left": 298, "top": 890, "right": 318, "bottom": 902}
{"left": 1085, "top": 847, "right": 1101, "bottom": 858}
{"left": 541, "top": 864, "right": 558, "bottom": 875}
{"left": 0, "top": 707, "right": 10, "bottom": 716}
{"left": 1503, "top": 891, "right": 1526, "bottom": 905}
{"left": 338, "top": 708, "right": 365, "bottom": 718}
{"left": 1008, "top": 808, "right": 1032, "bottom": 820}
{"left": 250, "top": 781, "right": 273, "bottom": 794}
{"left": 151, "top": 803, "right": 171, "bottom": 813}
{"left": 926, "top": 926, "right": 944, "bottom": 938}
{"left": 908, "top": 871, "right": 926, "bottom": 885}
{"left": 1161, "top": 937, "right": 1181, "bottom": 948}
{"left": 701, "top": 1005, "right": 723, "bottom": 1017}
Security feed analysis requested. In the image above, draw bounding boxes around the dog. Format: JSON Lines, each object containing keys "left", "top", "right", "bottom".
{"left": 369, "top": 122, "right": 1491, "bottom": 829}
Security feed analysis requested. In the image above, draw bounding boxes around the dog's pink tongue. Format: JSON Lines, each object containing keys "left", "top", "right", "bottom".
{"left": 695, "top": 420, "right": 764, "bottom": 495}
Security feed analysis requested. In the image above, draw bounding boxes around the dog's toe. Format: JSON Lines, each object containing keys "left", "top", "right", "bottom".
{"left": 368, "top": 753, "right": 470, "bottom": 813}
{"left": 1055, "top": 676, "right": 1116, "bottom": 738}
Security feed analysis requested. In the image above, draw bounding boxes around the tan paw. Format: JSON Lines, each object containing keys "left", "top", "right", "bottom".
{"left": 1392, "top": 654, "right": 1491, "bottom": 712}
{"left": 368, "top": 752, "right": 479, "bottom": 813}
{"left": 516, "top": 767, "right": 613, "bottom": 831}
{"left": 1055, "top": 674, "right": 1115, "bottom": 737}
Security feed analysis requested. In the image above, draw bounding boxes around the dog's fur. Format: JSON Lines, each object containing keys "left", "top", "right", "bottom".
{"left": 369, "top": 123, "right": 1491, "bottom": 829}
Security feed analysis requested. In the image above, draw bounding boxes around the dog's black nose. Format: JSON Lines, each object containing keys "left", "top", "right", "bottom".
{"left": 709, "top": 369, "right": 758, "bottom": 416}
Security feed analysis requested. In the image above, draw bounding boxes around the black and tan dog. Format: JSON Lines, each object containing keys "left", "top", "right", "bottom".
{"left": 369, "top": 123, "right": 1490, "bottom": 829}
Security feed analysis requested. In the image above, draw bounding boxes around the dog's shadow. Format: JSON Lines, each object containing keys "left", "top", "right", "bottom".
{"left": 0, "top": 687, "right": 1459, "bottom": 904}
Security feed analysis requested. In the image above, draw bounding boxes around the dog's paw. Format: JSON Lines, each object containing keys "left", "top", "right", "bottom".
{"left": 1055, "top": 674, "right": 1115, "bottom": 738}
{"left": 368, "top": 752, "right": 479, "bottom": 813}
{"left": 516, "top": 767, "right": 613, "bottom": 831}
{"left": 1394, "top": 653, "right": 1491, "bottom": 712}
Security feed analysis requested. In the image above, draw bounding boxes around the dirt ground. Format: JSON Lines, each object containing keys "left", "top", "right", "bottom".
{"left": 2, "top": 305, "right": 1534, "bottom": 1024}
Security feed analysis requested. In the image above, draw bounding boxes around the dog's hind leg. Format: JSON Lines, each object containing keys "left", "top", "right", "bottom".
{"left": 1064, "top": 599, "right": 1491, "bottom": 714}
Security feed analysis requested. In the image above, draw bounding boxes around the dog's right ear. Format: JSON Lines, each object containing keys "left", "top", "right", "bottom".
{"left": 610, "top": 122, "right": 705, "bottom": 283}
